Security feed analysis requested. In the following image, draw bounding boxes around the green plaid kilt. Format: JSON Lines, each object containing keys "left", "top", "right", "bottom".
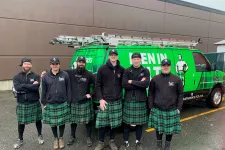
{"left": 43, "top": 102, "right": 70, "bottom": 127}
{"left": 96, "top": 100, "right": 122, "bottom": 129}
{"left": 70, "top": 100, "right": 94, "bottom": 124}
{"left": 148, "top": 108, "right": 181, "bottom": 135}
{"left": 16, "top": 102, "right": 42, "bottom": 124}
{"left": 123, "top": 99, "right": 148, "bottom": 125}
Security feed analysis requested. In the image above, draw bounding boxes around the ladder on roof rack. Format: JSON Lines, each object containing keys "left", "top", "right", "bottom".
{"left": 49, "top": 33, "right": 200, "bottom": 49}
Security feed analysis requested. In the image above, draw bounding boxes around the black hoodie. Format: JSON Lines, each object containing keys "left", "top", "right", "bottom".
{"left": 13, "top": 71, "right": 40, "bottom": 104}
{"left": 41, "top": 70, "right": 71, "bottom": 105}
{"left": 122, "top": 65, "right": 150, "bottom": 102}
{"left": 64, "top": 68, "right": 95, "bottom": 103}
{"left": 148, "top": 73, "right": 183, "bottom": 111}
{"left": 95, "top": 60, "right": 125, "bottom": 101}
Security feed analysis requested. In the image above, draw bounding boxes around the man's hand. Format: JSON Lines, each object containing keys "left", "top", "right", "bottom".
{"left": 33, "top": 81, "right": 39, "bottom": 84}
{"left": 43, "top": 105, "right": 46, "bottom": 109}
{"left": 128, "top": 80, "right": 132, "bottom": 84}
{"left": 86, "top": 94, "right": 91, "bottom": 99}
{"left": 41, "top": 71, "right": 47, "bottom": 78}
{"left": 100, "top": 99, "right": 107, "bottom": 111}
{"left": 177, "top": 109, "right": 180, "bottom": 114}
{"left": 141, "top": 77, "right": 146, "bottom": 81}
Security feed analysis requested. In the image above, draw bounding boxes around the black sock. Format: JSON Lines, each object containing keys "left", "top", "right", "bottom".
{"left": 18, "top": 123, "right": 25, "bottom": 140}
{"left": 99, "top": 127, "right": 107, "bottom": 142}
{"left": 166, "top": 134, "right": 173, "bottom": 142}
{"left": 136, "top": 125, "right": 143, "bottom": 141}
{"left": 51, "top": 126, "right": 58, "bottom": 138}
{"left": 109, "top": 128, "right": 117, "bottom": 140}
{"left": 86, "top": 122, "right": 92, "bottom": 138}
{"left": 71, "top": 123, "right": 77, "bottom": 138}
{"left": 123, "top": 124, "right": 130, "bottom": 141}
{"left": 35, "top": 120, "right": 42, "bottom": 136}
{"left": 59, "top": 125, "right": 65, "bottom": 138}
{"left": 156, "top": 130, "right": 163, "bottom": 141}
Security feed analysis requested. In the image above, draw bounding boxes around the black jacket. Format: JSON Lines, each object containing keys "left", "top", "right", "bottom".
{"left": 65, "top": 69, "right": 95, "bottom": 103}
{"left": 122, "top": 66, "right": 150, "bottom": 102}
{"left": 95, "top": 60, "right": 125, "bottom": 101}
{"left": 13, "top": 71, "right": 40, "bottom": 104}
{"left": 148, "top": 73, "right": 184, "bottom": 111}
{"left": 41, "top": 70, "right": 71, "bottom": 105}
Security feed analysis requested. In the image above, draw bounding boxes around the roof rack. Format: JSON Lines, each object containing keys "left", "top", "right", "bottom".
{"left": 49, "top": 33, "right": 200, "bottom": 49}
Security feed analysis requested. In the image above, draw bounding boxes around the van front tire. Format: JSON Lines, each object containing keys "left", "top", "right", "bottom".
{"left": 206, "top": 88, "right": 222, "bottom": 108}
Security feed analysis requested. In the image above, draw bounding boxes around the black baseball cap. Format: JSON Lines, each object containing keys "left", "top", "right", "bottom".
{"left": 19, "top": 57, "right": 32, "bottom": 66}
{"left": 50, "top": 57, "right": 60, "bottom": 64}
{"left": 109, "top": 49, "right": 118, "bottom": 55}
{"left": 131, "top": 52, "right": 142, "bottom": 59}
{"left": 161, "top": 59, "right": 171, "bottom": 66}
{"left": 77, "top": 56, "right": 86, "bottom": 63}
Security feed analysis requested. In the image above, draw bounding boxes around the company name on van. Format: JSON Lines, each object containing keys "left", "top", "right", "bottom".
{"left": 129, "top": 52, "right": 167, "bottom": 76}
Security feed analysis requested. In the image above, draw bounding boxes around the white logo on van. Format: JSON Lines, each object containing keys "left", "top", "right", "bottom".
{"left": 86, "top": 58, "right": 92, "bottom": 63}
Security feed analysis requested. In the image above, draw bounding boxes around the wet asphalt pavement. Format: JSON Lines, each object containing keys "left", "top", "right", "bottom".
{"left": 1, "top": 91, "right": 225, "bottom": 150}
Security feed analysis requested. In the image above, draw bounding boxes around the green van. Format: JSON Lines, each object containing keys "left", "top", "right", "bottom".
{"left": 50, "top": 34, "right": 225, "bottom": 108}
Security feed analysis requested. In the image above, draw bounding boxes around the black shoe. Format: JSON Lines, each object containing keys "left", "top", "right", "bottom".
{"left": 120, "top": 141, "right": 129, "bottom": 150}
{"left": 67, "top": 137, "right": 77, "bottom": 145}
{"left": 14, "top": 139, "right": 23, "bottom": 149}
{"left": 157, "top": 140, "right": 162, "bottom": 150}
{"left": 164, "top": 141, "right": 171, "bottom": 150}
{"left": 86, "top": 137, "right": 93, "bottom": 147}
{"left": 136, "top": 141, "right": 143, "bottom": 150}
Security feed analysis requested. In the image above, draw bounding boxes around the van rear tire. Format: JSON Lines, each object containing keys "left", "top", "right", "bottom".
{"left": 206, "top": 88, "right": 222, "bottom": 108}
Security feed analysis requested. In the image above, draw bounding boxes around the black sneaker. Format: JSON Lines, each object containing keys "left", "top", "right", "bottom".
{"left": 67, "top": 136, "right": 77, "bottom": 145}
{"left": 136, "top": 141, "right": 143, "bottom": 150}
{"left": 86, "top": 137, "right": 93, "bottom": 147}
{"left": 120, "top": 142, "right": 129, "bottom": 150}
{"left": 14, "top": 139, "right": 23, "bottom": 149}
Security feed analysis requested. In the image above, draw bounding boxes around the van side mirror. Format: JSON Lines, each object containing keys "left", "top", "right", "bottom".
{"left": 211, "top": 63, "right": 217, "bottom": 71}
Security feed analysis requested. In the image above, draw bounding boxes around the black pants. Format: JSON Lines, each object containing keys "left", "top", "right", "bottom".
{"left": 70, "top": 121, "right": 92, "bottom": 138}
{"left": 99, "top": 127, "right": 117, "bottom": 142}
{"left": 123, "top": 124, "right": 143, "bottom": 142}
{"left": 18, "top": 120, "right": 42, "bottom": 140}
{"left": 156, "top": 130, "right": 173, "bottom": 141}
{"left": 51, "top": 125, "right": 65, "bottom": 138}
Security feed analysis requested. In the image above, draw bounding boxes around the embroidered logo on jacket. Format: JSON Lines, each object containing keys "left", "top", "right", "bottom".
{"left": 59, "top": 77, "right": 65, "bottom": 81}
{"left": 117, "top": 74, "right": 121, "bottom": 78}
{"left": 80, "top": 78, "right": 87, "bottom": 82}
{"left": 168, "top": 82, "right": 174, "bottom": 86}
{"left": 30, "top": 78, "right": 34, "bottom": 82}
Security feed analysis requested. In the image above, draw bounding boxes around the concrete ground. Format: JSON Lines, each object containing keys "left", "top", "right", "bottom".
{"left": 1, "top": 91, "right": 225, "bottom": 150}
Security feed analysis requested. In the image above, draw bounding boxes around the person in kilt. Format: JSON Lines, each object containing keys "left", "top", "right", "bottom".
{"left": 94, "top": 49, "right": 125, "bottom": 150}
{"left": 13, "top": 57, "right": 44, "bottom": 149}
{"left": 64, "top": 56, "right": 95, "bottom": 147}
{"left": 148, "top": 59, "right": 183, "bottom": 150}
{"left": 41, "top": 57, "right": 71, "bottom": 149}
{"left": 121, "top": 52, "right": 150, "bottom": 150}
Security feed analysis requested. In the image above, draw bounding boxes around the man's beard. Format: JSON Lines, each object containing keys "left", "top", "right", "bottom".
{"left": 77, "top": 65, "right": 85, "bottom": 74}
{"left": 23, "top": 68, "right": 31, "bottom": 73}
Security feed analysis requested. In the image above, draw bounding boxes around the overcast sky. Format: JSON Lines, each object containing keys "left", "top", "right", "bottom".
{"left": 182, "top": 0, "right": 225, "bottom": 11}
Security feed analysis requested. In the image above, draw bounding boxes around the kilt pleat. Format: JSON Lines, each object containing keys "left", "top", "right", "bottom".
{"left": 96, "top": 100, "right": 122, "bottom": 129}
{"left": 70, "top": 100, "right": 94, "bottom": 124}
{"left": 148, "top": 108, "right": 181, "bottom": 135}
{"left": 43, "top": 102, "right": 70, "bottom": 127}
{"left": 16, "top": 102, "right": 42, "bottom": 125}
{"left": 123, "top": 99, "right": 148, "bottom": 125}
